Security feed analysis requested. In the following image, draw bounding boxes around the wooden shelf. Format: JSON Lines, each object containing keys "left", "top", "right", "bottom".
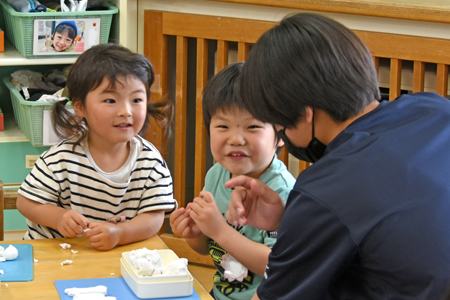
{"left": 0, "top": 40, "right": 77, "bottom": 66}
{"left": 0, "top": 112, "right": 28, "bottom": 143}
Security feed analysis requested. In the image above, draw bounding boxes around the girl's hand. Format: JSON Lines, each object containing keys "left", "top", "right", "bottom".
{"left": 189, "top": 191, "right": 227, "bottom": 239}
{"left": 84, "top": 222, "right": 121, "bottom": 251}
{"left": 169, "top": 207, "right": 201, "bottom": 239}
{"left": 56, "top": 210, "right": 90, "bottom": 237}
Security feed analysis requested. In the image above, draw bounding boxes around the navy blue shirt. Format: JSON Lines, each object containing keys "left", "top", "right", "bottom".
{"left": 258, "top": 93, "right": 450, "bottom": 300}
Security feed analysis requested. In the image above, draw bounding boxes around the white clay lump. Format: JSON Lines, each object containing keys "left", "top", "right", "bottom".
{"left": 129, "top": 248, "right": 164, "bottom": 276}
{"left": 0, "top": 245, "right": 19, "bottom": 261}
{"left": 128, "top": 248, "right": 189, "bottom": 277}
{"left": 60, "top": 243, "right": 72, "bottom": 249}
{"left": 61, "top": 259, "right": 73, "bottom": 265}
{"left": 164, "top": 258, "right": 189, "bottom": 275}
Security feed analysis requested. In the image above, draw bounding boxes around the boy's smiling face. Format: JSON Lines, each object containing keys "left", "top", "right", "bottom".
{"left": 53, "top": 30, "right": 74, "bottom": 52}
{"left": 210, "top": 107, "right": 283, "bottom": 179}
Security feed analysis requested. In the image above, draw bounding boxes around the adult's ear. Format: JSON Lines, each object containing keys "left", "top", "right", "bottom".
{"left": 304, "top": 106, "right": 314, "bottom": 124}
{"left": 276, "top": 138, "right": 285, "bottom": 148}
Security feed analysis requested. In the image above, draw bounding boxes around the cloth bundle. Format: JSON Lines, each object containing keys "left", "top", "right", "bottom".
{"left": 11, "top": 68, "right": 69, "bottom": 102}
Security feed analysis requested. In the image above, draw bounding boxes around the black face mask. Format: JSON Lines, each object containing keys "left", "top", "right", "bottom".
{"left": 277, "top": 114, "right": 327, "bottom": 163}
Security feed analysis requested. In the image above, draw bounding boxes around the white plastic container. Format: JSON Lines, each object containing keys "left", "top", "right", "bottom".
{"left": 120, "top": 249, "right": 193, "bottom": 299}
{"left": 121, "top": 250, "right": 190, "bottom": 282}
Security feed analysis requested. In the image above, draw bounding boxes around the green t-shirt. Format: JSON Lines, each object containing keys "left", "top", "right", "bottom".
{"left": 203, "top": 156, "right": 295, "bottom": 300}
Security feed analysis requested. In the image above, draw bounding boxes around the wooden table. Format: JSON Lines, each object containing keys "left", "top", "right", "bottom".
{"left": 0, "top": 236, "right": 213, "bottom": 300}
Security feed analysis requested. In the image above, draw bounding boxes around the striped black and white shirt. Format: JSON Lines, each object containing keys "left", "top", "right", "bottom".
{"left": 19, "top": 135, "right": 176, "bottom": 239}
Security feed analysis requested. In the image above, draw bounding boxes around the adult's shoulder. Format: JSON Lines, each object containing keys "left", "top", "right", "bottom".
{"left": 396, "top": 92, "right": 450, "bottom": 111}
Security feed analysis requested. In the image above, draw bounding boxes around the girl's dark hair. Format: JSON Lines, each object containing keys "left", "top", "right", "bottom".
{"left": 54, "top": 23, "right": 77, "bottom": 41}
{"left": 52, "top": 43, "right": 172, "bottom": 149}
{"left": 240, "top": 13, "right": 381, "bottom": 128}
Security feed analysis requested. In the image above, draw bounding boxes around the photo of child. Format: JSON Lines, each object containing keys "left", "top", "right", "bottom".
{"left": 33, "top": 18, "right": 100, "bottom": 55}
{"left": 49, "top": 20, "right": 78, "bottom": 52}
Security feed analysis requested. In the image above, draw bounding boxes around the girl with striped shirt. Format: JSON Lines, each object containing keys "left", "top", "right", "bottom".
{"left": 16, "top": 44, "right": 176, "bottom": 250}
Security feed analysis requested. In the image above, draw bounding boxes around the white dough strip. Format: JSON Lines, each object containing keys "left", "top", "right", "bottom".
{"left": 65, "top": 285, "right": 107, "bottom": 296}
{"left": 73, "top": 293, "right": 118, "bottom": 300}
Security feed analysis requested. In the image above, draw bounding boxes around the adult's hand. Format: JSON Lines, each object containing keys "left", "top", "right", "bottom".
{"left": 225, "top": 175, "right": 285, "bottom": 231}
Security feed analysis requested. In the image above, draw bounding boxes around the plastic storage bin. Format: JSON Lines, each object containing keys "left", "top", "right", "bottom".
{"left": 3, "top": 77, "right": 73, "bottom": 146}
{"left": 0, "top": 0, "right": 118, "bottom": 58}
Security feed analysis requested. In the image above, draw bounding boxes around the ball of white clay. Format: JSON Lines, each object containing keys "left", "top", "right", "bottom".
{"left": 4, "top": 245, "right": 18, "bottom": 260}
{"left": 163, "top": 258, "right": 189, "bottom": 275}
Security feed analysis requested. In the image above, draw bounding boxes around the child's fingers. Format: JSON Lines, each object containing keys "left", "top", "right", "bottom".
{"left": 171, "top": 207, "right": 185, "bottom": 218}
{"left": 191, "top": 197, "right": 208, "bottom": 209}
{"left": 169, "top": 208, "right": 185, "bottom": 223}
{"left": 64, "top": 221, "right": 82, "bottom": 237}
{"left": 175, "top": 215, "right": 193, "bottom": 234}
{"left": 197, "top": 191, "right": 214, "bottom": 203}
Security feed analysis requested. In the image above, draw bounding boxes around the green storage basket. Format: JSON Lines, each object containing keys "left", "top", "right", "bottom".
{"left": 3, "top": 77, "right": 73, "bottom": 146}
{"left": 0, "top": 0, "right": 118, "bottom": 58}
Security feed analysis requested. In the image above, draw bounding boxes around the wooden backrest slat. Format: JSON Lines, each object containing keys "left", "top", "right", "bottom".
{"left": 238, "top": 42, "right": 250, "bottom": 62}
{"left": 299, "top": 161, "right": 310, "bottom": 175}
{"left": 174, "top": 36, "right": 189, "bottom": 208}
{"left": 373, "top": 56, "right": 380, "bottom": 74}
{"left": 144, "top": 11, "right": 168, "bottom": 157}
{"left": 413, "top": 61, "right": 426, "bottom": 93}
{"left": 389, "top": 58, "right": 402, "bottom": 100}
{"left": 162, "top": 12, "right": 274, "bottom": 43}
{"left": 436, "top": 64, "right": 449, "bottom": 97}
{"left": 356, "top": 31, "right": 450, "bottom": 65}
{"left": 217, "top": 40, "right": 229, "bottom": 73}
{"left": 277, "top": 148, "right": 289, "bottom": 167}
{"left": 194, "top": 38, "right": 209, "bottom": 197}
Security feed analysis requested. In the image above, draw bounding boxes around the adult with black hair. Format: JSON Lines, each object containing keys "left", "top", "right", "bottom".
{"left": 225, "top": 13, "right": 450, "bottom": 300}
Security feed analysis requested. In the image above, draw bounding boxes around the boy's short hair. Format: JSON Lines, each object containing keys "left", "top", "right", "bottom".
{"left": 203, "top": 62, "right": 245, "bottom": 133}
{"left": 203, "top": 62, "right": 282, "bottom": 153}
{"left": 240, "top": 13, "right": 381, "bottom": 128}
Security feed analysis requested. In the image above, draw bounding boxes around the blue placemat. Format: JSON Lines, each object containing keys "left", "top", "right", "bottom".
{"left": 0, "top": 244, "right": 33, "bottom": 281}
{"left": 54, "top": 277, "right": 201, "bottom": 300}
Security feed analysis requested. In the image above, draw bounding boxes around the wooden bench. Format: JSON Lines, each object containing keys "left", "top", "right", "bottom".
{"left": 143, "top": 10, "right": 450, "bottom": 211}
{"left": 0, "top": 181, "right": 19, "bottom": 241}
{"left": 141, "top": 9, "right": 450, "bottom": 291}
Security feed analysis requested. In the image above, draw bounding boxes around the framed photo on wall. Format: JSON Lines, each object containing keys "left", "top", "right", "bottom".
{"left": 33, "top": 18, "right": 100, "bottom": 55}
